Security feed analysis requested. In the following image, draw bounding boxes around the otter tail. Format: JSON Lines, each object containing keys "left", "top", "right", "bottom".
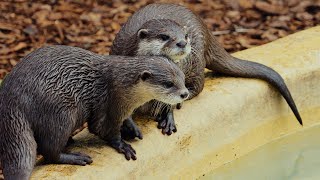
{"left": 205, "top": 37, "right": 302, "bottom": 125}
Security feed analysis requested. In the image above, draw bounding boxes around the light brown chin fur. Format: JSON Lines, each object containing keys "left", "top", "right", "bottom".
{"left": 168, "top": 50, "right": 189, "bottom": 61}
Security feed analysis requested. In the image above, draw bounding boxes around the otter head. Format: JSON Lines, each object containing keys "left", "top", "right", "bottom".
{"left": 136, "top": 19, "right": 191, "bottom": 63}
{"left": 136, "top": 57, "right": 189, "bottom": 105}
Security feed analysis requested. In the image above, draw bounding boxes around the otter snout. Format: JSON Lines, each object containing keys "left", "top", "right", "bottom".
{"left": 180, "top": 89, "right": 189, "bottom": 100}
{"left": 176, "top": 40, "right": 187, "bottom": 48}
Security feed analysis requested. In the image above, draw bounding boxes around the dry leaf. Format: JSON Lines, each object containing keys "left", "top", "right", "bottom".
{"left": 255, "top": 1, "right": 288, "bottom": 15}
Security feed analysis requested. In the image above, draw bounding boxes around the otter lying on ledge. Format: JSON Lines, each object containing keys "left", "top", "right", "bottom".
{"left": 110, "top": 3, "right": 303, "bottom": 139}
{"left": 0, "top": 45, "right": 188, "bottom": 180}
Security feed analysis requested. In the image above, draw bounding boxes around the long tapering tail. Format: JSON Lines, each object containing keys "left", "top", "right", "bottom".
{"left": 205, "top": 35, "right": 302, "bottom": 125}
{"left": 209, "top": 55, "right": 302, "bottom": 125}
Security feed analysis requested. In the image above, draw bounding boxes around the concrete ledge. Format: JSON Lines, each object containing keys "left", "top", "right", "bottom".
{"left": 32, "top": 26, "right": 320, "bottom": 179}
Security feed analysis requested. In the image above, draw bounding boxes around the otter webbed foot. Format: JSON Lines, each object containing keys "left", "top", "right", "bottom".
{"left": 156, "top": 108, "right": 177, "bottom": 135}
{"left": 110, "top": 139, "right": 136, "bottom": 160}
{"left": 121, "top": 117, "right": 143, "bottom": 140}
{"left": 57, "top": 152, "right": 93, "bottom": 166}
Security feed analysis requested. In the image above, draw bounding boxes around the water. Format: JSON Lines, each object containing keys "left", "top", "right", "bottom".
{"left": 201, "top": 125, "right": 320, "bottom": 180}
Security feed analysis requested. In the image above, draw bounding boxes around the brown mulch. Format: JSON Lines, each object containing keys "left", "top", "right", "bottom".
{"left": 0, "top": 0, "right": 319, "bottom": 79}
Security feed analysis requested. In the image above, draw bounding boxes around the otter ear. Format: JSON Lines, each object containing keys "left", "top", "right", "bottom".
{"left": 140, "top": 70, "right": 152, "bottom": 81}
{"left": 138, "top": 29, "right": 149, "bottom": 39}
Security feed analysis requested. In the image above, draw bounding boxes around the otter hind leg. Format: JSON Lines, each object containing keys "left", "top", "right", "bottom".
{"left": 40, "top": 138, "right": 93, "bottom": 166}
{"left": 37, "top": 116, "right": 92, "bottom": 166}
{"left": 1, "top": 123, "right": 36, "bottom": 180}
{"left": 39, "top": 134, "right": 93, "bottom": 166}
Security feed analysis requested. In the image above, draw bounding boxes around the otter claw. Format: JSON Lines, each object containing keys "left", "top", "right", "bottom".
{"left": 156, "top": 112, "right": 177, "bottom": 135}
{"left": 110, "top": 139, "right": 136, "bottom": 160}
{"left": 161, "top": 120, "right": 177, "bottom": 135}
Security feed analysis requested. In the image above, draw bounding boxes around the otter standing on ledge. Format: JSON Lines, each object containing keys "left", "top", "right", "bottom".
{"left": 0, "top": 45, "right": 188, "bottom": 180}
{"left": 111, "top": 3, "right": 302, "bottom": 138}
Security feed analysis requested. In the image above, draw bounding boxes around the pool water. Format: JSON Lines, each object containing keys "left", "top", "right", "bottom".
{"left": 201, "top": 125, "right": 320, "bottom": 180}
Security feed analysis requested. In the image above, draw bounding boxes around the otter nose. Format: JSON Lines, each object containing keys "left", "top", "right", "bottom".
{"left": 176, "top": 40, "right": 187, "bottom": 48}
{"left": 180, "top": 91, "right": 189, "bottom": 100}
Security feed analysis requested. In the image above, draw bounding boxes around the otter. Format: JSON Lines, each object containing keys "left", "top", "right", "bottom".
{"left": 110, "top": 3, "right": 302, "bottom": 138}
{"left": 0, "top": 45, "right": 188, "bottom": 180}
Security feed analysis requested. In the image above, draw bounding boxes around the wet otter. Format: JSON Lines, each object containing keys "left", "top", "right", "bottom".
{"left": 110, "top": 3, "right": 302, "bottom": 138}
{"left": 0, "top": 45, "right": 188, "bottom": 180}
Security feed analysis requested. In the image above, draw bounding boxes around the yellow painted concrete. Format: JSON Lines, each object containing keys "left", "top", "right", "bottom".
{"left": 201, "top": 121, "right": 320, "bottom": 179}
{"left": 32, "top": 26, "right": 320, "bottom": 179}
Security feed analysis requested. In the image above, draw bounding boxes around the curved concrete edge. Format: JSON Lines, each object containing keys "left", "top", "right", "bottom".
{"left": 32, "top": 26, "right": 320, "bottom": 179}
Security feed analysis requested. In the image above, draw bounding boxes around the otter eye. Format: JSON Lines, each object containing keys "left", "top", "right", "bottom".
{"left": 159, "top": 34, "right": 170, "bottom": 41}
{"left": 163, "top": 81, "right": 174, "bottom": 88}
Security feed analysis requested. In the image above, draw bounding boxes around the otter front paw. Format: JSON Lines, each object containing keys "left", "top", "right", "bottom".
{"left": 156, "top": 112, "right": 177, "bottom": 135}
{"left": 121, "top": 118, "right": 143, "bottom": 140}
{"left": 110, "top": 139, "right": 137, "bottom": 160}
